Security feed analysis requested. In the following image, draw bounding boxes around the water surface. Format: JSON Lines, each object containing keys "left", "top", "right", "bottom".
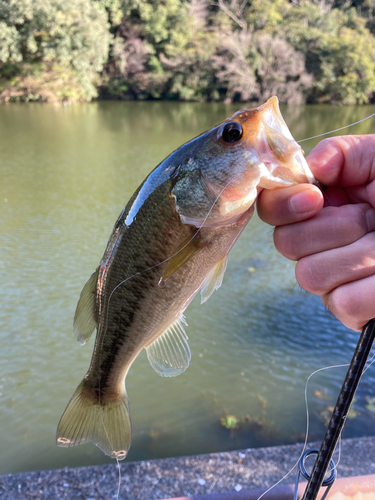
{"left": 1, "top": 101, "right": 375, "bottom": 474}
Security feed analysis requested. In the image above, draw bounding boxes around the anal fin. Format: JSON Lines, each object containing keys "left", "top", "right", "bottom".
{"left": 146, "top": 316, "right": 191, "bottom": 377}
{"left": 200, "top": 255, "right": 228, "bottom": 304}
{"left": 73, "top": 267, "right": 99, "bottom": 345}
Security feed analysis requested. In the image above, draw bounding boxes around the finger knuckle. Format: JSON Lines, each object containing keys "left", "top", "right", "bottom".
{"left": 346, "top": 204, "right": 371, "bottom": 238}
{"left": 274, "top": 227, "right": 299, "bottom": 261}
{"left": 295, "top": 258, "right": 327, "bottom": 294}
{"left": 326, "top": 286, "right": 360, "bottom": 322}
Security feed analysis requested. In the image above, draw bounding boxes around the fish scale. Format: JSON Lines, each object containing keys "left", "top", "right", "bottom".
{"left": 91, "top": 180, "right": 187, "bottom": 386}
{"left": 57, "top": 97, "right": 315, "bottom": 459}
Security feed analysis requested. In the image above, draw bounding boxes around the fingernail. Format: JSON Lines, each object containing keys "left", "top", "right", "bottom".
{"left": 290, "top": 189, "right": 321, "bottom": 214}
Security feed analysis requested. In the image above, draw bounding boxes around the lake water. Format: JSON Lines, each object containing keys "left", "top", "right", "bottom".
{"left": 1, "top": 101, "right": 375, "bottom": 475}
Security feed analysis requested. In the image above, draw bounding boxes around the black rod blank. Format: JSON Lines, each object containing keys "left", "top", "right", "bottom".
{"left": 302, "top": 319, "right": 375, "bottom": 500}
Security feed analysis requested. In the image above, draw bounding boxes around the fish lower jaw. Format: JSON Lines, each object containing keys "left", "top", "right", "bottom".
{"left": 258, "top": 164, "right": 315, "bottom": 189}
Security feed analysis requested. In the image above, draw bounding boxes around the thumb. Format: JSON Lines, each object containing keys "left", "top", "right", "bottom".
{"left": 257, "top": 184, "right": 323, "bottom": 226}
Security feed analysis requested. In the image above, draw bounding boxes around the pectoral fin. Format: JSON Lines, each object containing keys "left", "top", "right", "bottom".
{"left": 73, "top": 268, "right": 99, "bottom": 345}
{"left": 160, "top": 231, "right": 207, "bottom": 285}
{"left": 146, "top": 316, "right": 191, "bottom": 377}
{"left": 200, "top": 255, "right": 228, "bottom": 304}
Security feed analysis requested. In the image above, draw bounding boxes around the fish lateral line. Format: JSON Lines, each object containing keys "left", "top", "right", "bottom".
{"left": 96, "top": 174, "right": 235, "bottom": 390}
{"left": 102, "top": 175, "right": 233, "bottom": 315}
{"left": 99, "top": 109, "right": 312, "bottom": 313}
{"left": 58, "top": 96, "right": 317, "bottom": 462}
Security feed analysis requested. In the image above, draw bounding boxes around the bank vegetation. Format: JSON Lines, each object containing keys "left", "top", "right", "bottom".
{"left": 1, "top": 0, "right": 375, "bottom": 104}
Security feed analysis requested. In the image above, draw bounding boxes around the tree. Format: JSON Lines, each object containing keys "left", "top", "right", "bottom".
{"left": 101, "top": 0, "right": 219, "bottom": 100}
{"left": 281, "top": 1, "right": 375, "bottom": 103}
{"left": 253, "top": 33, "right": 313, "bottom": 104}
{"left": 0, "top": 0, "right": 111, "bottom": 102}
{"left": 1, "top": 0, "right": 375, "bottom": 104}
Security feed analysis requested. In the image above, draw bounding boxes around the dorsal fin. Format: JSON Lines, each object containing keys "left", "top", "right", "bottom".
{"left": 73, "top": 268, "right": 99, "bottom": 345}
{"left": 200, "top": 255, "right": 228, "bottom": 304}
{"left": 146, "top": 316, "right": 191, "bottom": 377}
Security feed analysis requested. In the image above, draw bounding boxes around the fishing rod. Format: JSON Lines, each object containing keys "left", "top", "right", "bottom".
{"left": 293, "top": 178, "right": 375, "bottom": 499}
{"left": 294, "top": 318, "right": 375, "bottom": 500}
{"left": 276, "top": 109, "right": 375, "bottom": 499}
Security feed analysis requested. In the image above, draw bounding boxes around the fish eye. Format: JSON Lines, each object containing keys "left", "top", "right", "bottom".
{"left": 222, "top": 122, "right": 243, "bottom": 143}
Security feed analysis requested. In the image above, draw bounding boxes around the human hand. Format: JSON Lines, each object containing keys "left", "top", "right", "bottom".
{"left": 257, "top": 135, "right": 375, "bottom": 332}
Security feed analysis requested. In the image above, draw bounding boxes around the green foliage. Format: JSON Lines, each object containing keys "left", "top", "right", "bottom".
{"left": 347, "top": 397, "right": 360, "bottom": 419}
{"left": 280, "top": 1, "right": 375, "bottom": 103}
{"left": 1, "top": 0, "right": 375, "bottom": 103}
{"left": 247, "top": 0, "right": 291, "bottom": 30}
{"left": 97, "top": 0, "right": 123, "bottom": 27}
{"left": 220, "top": 415, "right": 239, "bottom": 430}
{"left": 101, "top": 0, "right": 220, "bottom": 100}
{"left": 321, "top": 25, "right": 375, "bottom": 104}
{"left": 365, "top": 396, "right": 375, "bottom": 412}
{"left": 123, "top": 0, "right": 187, "bottom": 45}
{"left": 0, "top": 0, "right": 110, "bottom": 101}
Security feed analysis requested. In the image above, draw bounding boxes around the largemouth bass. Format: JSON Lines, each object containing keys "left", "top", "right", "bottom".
{"left": 57, "top": 97, "right": 315, "bottom": 459}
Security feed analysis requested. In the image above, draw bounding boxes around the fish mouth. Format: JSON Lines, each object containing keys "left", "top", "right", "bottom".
{"left": 228, "top": 97, "right": 315, "bottom": 190}
{"left": 256, "top": 96, "right": 315, "bottom": 188}
{"left": 209, "top": 97, "right": 315, "bottom": 223}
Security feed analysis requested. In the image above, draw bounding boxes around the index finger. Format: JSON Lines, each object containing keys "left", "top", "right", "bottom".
{"left": 307, "top": 135, "right": 375, "bottom": 187}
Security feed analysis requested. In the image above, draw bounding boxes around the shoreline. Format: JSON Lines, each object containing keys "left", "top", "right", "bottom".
{"left": 1, "top": 436, "right": 375, "bottom": 499}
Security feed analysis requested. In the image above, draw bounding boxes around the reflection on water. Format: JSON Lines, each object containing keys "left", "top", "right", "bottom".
{"left": 1, "top": 102, "right": 375, "bottom": 474}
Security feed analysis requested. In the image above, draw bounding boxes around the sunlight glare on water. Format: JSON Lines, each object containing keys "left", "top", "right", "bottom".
{"left": 1, "top": 101, "right": 375, "bottom": 474}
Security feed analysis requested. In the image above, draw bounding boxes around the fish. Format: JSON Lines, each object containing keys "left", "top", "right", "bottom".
{"left": 56, "top": 96, "right": 315, "bottom": 460}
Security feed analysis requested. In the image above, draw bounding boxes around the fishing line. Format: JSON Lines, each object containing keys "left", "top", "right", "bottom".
{"left": 297, "top": 113, "right": 375, "bottom": 143}
{"left": 116, "top": 457, "right": 121, "bottom": 500}
{"left": 95, "top": 145, "right": 282, "bottom": 485}
{"left": 95, "top": 168, "right": 236, "bottom": 477}
{"left": 290, "top": 330, "right": 375, "bottom": 498}
{"left": 93, "top": 133, "right": 314, "bottom": 477}
{"left": 102, "top": 145, "right": 288, "bottom": 321}
{"left": 94, "top": 109, "right": 375, "bottom": 483}
{"left": 332, "top": 436, "right": 341, "bottom": 472}
{"left": 362, "top": 348, "right": 375, "bottom": 374}
{"left": 303, "top": 320, "right": 375, "bottom": 499}
{"left": 93, "top": 108, "right": 375, "bottom": 350}
{"left": 72, "top": 110, "right": 375, "bottom": 497}
{"left": 102, "top": 176, "right": 232, "bottom": 330}
{"left": 256, "top": 360, "right": 349, "bottom": 500}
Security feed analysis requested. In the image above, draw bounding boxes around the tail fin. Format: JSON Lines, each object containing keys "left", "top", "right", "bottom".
{"left": 56, "top": 380, "right": 131, "bottom": 460}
